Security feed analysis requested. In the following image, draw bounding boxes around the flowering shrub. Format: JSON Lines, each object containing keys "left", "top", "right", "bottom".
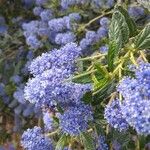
{"left": 0, "top": 0, "right": 150, "bottom": 149}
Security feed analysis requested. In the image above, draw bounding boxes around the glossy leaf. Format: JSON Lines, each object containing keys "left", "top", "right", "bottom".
{"left": 134, "top": 23, "right": 150, "bottom": 50}
{"left": 80, "top": 132, "right": 96, "bottom": 150}
{"left": 116, "top": 5, "right": 137, "bottom": 37}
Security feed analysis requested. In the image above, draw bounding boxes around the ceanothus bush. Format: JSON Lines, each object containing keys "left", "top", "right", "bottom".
{"left": 0, "top": 0, "right": 150, "bottom": 149}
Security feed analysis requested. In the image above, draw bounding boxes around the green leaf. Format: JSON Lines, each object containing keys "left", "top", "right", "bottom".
{"left": 111, "top": 129, "right": 130, "bottom": 148}
{"left": 94, "top": 78, "right": 109, "bottom": 91}
{"left": 80, "top": 132, "right": 96, "bottom": 150}
{"left": 116, "top": 5, "right": 137, "bottom": 37}
{"left": 134, "top": 23, "right": 150, "bottom": 50}
{"left": 71, "top": 70, "right": 97, "bottom": 84}
{"left": 92, "top": 80, "right": 115, "bottom": 105}
{"left": 72, "top": 73, "right": 92, "bottom": 84}
{"left": 55, "top": 134, "right": 68, "bottom": 150}
{"left": 94, "top": 62, "right": 109, "bottom": 78}
{"left": 109, "top": 11, "right": 129, "bottom": 47}
{"left": 108, "top": 11, "right": 129, "bottom": 71}
{"left": 92, "top": 74, "right": 99, "bottom": 86}
{"left": 82, "top": 91, "right": 93, "bottom": 104}
{"left": 107, "top": 41, "right": 118, "bottom": 71}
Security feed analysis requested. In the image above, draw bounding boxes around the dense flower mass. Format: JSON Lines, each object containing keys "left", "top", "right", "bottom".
{"left": 25, "top": 43, "right": 91, "bottom": 109}
{"left": 28, "top": 42, "right": 81, "bottom": 76}
{"left": 104, "top": 99, "right": 129, "bottom": 131}
{"left": 21, "top": 126, "right": 53, "bottom": 150}
{"left": 59, "top": 103, "right": 93, "bottom": 135}
{"left": 118, "top": 62, "right": 150, "bottom": 135}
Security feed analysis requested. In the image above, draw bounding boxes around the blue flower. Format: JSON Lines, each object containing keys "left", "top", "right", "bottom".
{"left": 79, "top": 38, "right": 91, "bottom": 50}
{"left": 21, "top": 126, "right": 53, "bottom": 150}
{"left": 29, "top": 43, "right": 81, "bottom": 76}
{"left": 40, "top": 9, "right": 53, "bottom": 21}
{"left": 97, "top": 27, "right": 108, "bottom": 39}
{"left": 118, "top": 62, "right": 150, "bottom": 135}
{"left": 33, "top": 7, "right": 43, "bottom": 16}
{"left": 69, "top": 13, "right": 81, "bottom": 21}
{"left": 99, "top": 17, "right": 110, "bottom": 27}
{"left": 85, "top": 30, "right": 98, "bottom": 43}
{"left": 10, "top": 75, "right": 22, "bottom": 84}
{"left": 128, "top": 6, "right": 145, "bottom": 20}
{"left": 43, "top": 111, "right": 54, "bottom": 131}
{"left": 59, "top": 103, "right": 93, "bottom": 135}
{"left": 26, "top": 35, "right": 43, "bottom": 49}
{"left": 99, "top": 45, "right": 108, "bottom": 54}
{"left": 61, "top": 0, "right": 87, "bottom": 9}
{"left": 13, "top": 86, "right": 26, "bottom": 104}
{"left": 55, "top": 32, "right": 76, "bottom": 45}
{"left": 36, "top": 0, "right": 48, "bottom": 6}
{"left": 97, "top": 136, "right": 108, "bottom": 150}
{"left": 23, "top": 104, "right": 35, "bottom": 117}
{"left": 48, "top": 18, "right": 67, "bottom": 32}
{"left": 104, "top": 99, "right": 129, "bottom": 131}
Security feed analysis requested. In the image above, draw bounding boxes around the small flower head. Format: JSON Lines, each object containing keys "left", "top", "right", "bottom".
{"left": 59, "top": 104, "right": 93, "bottom": 135}
{"left": 21, "top": 126, "right": 53, "bottom": 150}
{"left": 104, "top": 99, "right": 129, "bottom": 131}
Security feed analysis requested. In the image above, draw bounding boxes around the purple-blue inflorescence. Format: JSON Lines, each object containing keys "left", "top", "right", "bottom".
{"left": 99, "top": 45, "right": 108, "bottom": 53}
{"left": 128, "top": 6, "right": 145, "bottom": 20}
{"left": 59, "top": 103, "right": 93, "bottom": 135}
{"left": 55, "top": 32, "right": 76, "bottom": 45}
{"left": 25, "top": 43, "right": 92, "bottom": 109}
{"left": 28, "top": 42, "right": 81, "bottom": 76}
{"left": 97, "top": 136, "right": 109, "bottom": 150}
{"left": 100, "top": 17, "right": 110, "bottom": 27}
{"left": 33, "top": 6, "right": 43, "bottom": 16}
{"left": 104, "top": 99, "right": 129, "bottom": 131}
{"left": 48, "top": 14, "right": 81, "bottom": 32}
{"left": 43, "top": 111, "right": 54, "bottom": 131}
{"left": 60, "top": 0, "right": 87, "bottom": 9}
{"left": 97, "top": 27, "right": 108, "bottom": 39}
{"left": 40, "top": 9, "right": 53, "bottom": 21}
{"left": 112, "top": 140, "right": 122, "bottom": 150}
{"left": 21, "top": 126, "right": 53, "bottom": 150}
{"left": 118, "top": 62, "right": 150, "bottom": 135}
{"left": 35, "top": 0, "right": 48, "bottom": 6}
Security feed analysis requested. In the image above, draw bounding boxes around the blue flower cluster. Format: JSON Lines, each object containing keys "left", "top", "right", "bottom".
{"left": 36, "top": 0, "right": 48, "bottom": 6}
{"left": 55, "top": 32, "right": 76, "bottom": 45}
{"left": 43, "top": 111, "right": 54, "bottom": 131}
{"left": 59, "top": 103, "right": 93, "bottom": 135}
{"left": 128, "top": 6, "right": 145, "bottom": 20}
{"left": 112, "top": 140, "right": 121, "bottom": 150}
{"left": 61, "top": 0, "right": 87, "bottom": 9}
{"left": 104, "top": 99, "right": 129, "bottom": 131}
{"left": 117, "top": 62, "right": 150, "bottom": 135}
{"left": 21, "top": 126, "right": 53, "bottom": 150}
{"left": 99, "top": 45, "right": 109, "bottom": 54}
{"left": 97, "top": 136, "right": 108, "bottom": 150}
{"left": 0, "top": 16, "right": 8, "bottom": 34}
{"left": 80, "top": 17, "right": 109, "bottom": 53}
{"left": 61, "top": 0, "right": 114, "bottom": 10}
{"left": 91, "top": 0, "right": 114, "bottom": 9}
{"left": 24, "top": 42, "right": 93, "bottom": 136}
{"left": 22, "top": 0, "right": 81, "bottom": 49}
